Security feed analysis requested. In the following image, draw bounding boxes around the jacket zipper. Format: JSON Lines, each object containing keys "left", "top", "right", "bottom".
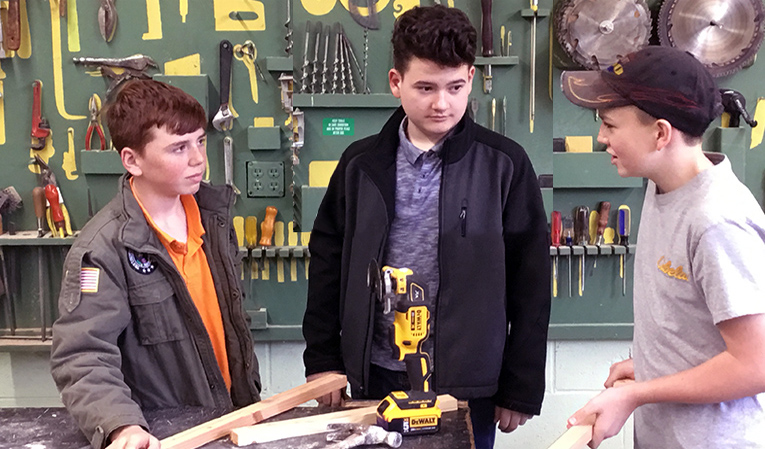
{"left": 460, "top": 199, "right": 468, "bottom": 237}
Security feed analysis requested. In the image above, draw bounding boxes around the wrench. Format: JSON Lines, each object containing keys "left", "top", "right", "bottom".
{"left": 223, "top": 136, "right": 240, "bottom": 195}
{"left": 212, "top": 40, "right": 234, "bottom": 131}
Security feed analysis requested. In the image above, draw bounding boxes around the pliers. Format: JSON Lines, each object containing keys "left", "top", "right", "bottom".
{"left": 85, "top": 94, "right": 106, "bottom": 151}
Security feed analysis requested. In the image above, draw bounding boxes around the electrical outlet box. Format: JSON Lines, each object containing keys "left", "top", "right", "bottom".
{"left": 246, "top": 161, "right": 284, "bottom": 198}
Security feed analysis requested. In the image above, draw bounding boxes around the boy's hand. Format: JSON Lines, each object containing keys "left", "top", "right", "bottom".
{"left": 566, "top": 385, "right": 638, "bottom": 448}
{"left": 494, "top": 407, "right": 531, "bottom": 433}
{"left": 306, "top": 371, "right": 347, "bottom": 406}
{"left": 106, "top": 425, "right": 160, "bottom": 449}
{"left": 604, "top": 358, "right": 635, "bottom": 388}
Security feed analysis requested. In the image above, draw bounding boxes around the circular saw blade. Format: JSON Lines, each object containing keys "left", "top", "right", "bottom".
{"left": 658, "top": 0, "right": 765, "bottom": 77}
{"left": 556, "top": 0, "right": 652, "bottom": 70}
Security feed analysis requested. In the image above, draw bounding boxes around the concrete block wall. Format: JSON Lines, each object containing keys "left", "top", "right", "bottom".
{"left": 0, "top": 340, "right": 634, "bottom": 448}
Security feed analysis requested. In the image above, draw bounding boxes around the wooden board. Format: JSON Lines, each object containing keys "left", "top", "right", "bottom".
{"left": 231, "top": 394, "right": 458, "bottom": 446}
{"left": 160, "top": 373, "right": 347, "bottom": 449}
{"left": 547, "top": 425, "right": 593, "bottom": 449}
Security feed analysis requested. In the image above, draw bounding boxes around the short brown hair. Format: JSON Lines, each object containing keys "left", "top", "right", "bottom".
{"left": 391, "top": 5, "right": 476, "bottom": 74}
{"left": 104, "top": 79, "right": 206, "bottom": 154}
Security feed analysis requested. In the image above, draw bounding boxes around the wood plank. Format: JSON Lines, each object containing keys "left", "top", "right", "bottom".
{"left": 160, "top": 373, "right": 347, "bottom": 449}
{"left": 547, "top": 425, "right": 593, "bottom": 449}
{"left": 230, "top": 394, "right": 459, "bottom": 446}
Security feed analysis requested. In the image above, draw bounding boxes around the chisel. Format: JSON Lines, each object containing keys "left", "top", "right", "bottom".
{"left": 551, "top": 211, "right": 561, "bottom": 298}
{"left": 260, "top": 206, "right": 277, "bottom": 280}
{"left": 529, "top": 0, "right": 538, "bottom": 133}
{"left": 618, "top": 205, "right": 631, "bottom": 296}
{"left": 480, "top": 0, "right": 493, "bottom": 93}
{"left": 562, "top": 215, "right": 574, "bottom": 298}
{"left": 574, "top": 206, "right": 589, "bottom": 296}
{"left": 593, "top": 201, "right": 611, "bottom": 268}
{"left": 245, "top": 216, "right": 258, "bottom": 293}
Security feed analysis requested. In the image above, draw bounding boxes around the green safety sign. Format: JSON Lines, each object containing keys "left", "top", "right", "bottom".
{"left": 323, "top": 118, "right": 355, "bottom": 136}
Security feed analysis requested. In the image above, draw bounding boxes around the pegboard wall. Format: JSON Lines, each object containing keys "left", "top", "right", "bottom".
{"left": 0, "top": 0, "right": 763, "bottom": 345}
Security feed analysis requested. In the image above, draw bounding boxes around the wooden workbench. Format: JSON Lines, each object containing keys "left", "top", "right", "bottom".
{"left": 0, "top": 401, "right": 473, "bottom": 449}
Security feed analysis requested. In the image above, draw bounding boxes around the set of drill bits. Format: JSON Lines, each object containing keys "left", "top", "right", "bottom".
{"left": 300, "top": 21, "right": 370, "bottom": 95}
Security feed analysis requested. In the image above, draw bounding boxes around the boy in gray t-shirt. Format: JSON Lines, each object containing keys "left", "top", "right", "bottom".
{"left": 560, "top": 46, "right": 765, "bottom": 448}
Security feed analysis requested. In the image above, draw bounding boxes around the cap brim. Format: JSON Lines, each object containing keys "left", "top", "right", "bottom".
{"left": 561, "top": 71, "right": 631, "bottom": 110}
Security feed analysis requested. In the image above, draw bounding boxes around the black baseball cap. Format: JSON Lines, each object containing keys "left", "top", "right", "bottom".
{"left": 561, "top": 46, "right": 722, "bottom": 137}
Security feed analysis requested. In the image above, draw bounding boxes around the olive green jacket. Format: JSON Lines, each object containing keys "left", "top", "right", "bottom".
{"left": 51, "top": 175, "right": 261, "bottom": 448}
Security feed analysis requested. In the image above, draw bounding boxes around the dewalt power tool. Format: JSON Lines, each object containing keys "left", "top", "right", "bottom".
{"left": 367, "top": 261, "right": 442, "bottom": 436}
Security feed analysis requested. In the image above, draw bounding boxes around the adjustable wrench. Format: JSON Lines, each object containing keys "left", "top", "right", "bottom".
{"left": 212, "top": 40, "right": 234, "bottom": 131}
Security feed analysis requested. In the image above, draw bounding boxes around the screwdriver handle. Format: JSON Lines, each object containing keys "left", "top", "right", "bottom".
{"left": 480, "top": 0, "right": 493, "bottom": 57}
{"left": 573, "top": 206, "right": 589, "bottom": 246}
{"left": 551, "top": 211, "right": 561, "bottom": 247}
{"left": 259, "top": 206, "right": 277, "bottom": 247}
{"left": 596, "top": 202, "right": 611, "bottom": 237}
{"left": 618, "top": 205, "right": 631, "bottom": 246}
{"left": 245, "top": 216, "right": 258, "bottom": 249}
{"left": 562, "top": 215, "right": 574, "bottom": 246}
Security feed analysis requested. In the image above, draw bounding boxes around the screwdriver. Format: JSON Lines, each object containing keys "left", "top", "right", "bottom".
{"left": 259, "top": 206, "right": 277, "bottom": 280}
{"left": 593, "top": 201, "right": 611, "bottom": 268}
{"left": 574, "top": 206, "right": 589, "bottom": 296}
{"left": 618, "top": 205, "right": 631, "bottom": 296}
{"left": 551, "top": 211, "right": 561, "bottom": 298}
{"left": 562, "top": 215, "right": 574, "bottom": 297}
{"left": 32, "top": 187, "right": 46, "bottom": 238}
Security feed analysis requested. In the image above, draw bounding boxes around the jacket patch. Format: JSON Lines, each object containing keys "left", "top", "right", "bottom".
{"left": 127, "top": 250, "right": 157, "bottom": 275}
{"left": 80, "top": 268, "right": 100, "bottom": 293}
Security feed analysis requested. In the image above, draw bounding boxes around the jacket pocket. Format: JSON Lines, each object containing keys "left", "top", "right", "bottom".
{"left": 128, "top": 280, "right": 186, "bottom": 345}
{"left": 460, "top": 199, "right": 468, "bottom": 237}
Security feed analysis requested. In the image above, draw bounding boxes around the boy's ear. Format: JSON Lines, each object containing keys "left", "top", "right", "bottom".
{"left": 389, "top": 68, "right": 403, "bottom": 99}
{"left": 121, "top": 147, "right": 142, "bottom": 177}
{"left": 655, "top": 119, "right": 672, "bottom": 150}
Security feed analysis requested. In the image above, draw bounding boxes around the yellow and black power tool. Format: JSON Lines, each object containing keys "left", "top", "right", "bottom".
{"left": 368, "top": 261, "right": 442, "bottom": 436}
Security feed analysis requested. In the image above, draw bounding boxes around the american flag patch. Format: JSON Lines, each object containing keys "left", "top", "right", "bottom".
{"left": 80, "top": 268, "right": 100, "bottom": 293}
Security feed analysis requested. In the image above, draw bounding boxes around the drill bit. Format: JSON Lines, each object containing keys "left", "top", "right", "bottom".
{"left": 342, "top": 34, "right": 369, "bottom": 94}
{"left": 332, "top": 23, "right": 342, "bottom": 94}
{"left": 341, "top": 34, "right": 356, "bottom": 94}
{"left": 284, "top": 0, "right": 292, "bottom": 55}
{"left": 363, "top": 28, "right": 369, "bottom": 94}
{"left": 300, "top": 20, "right": 312, "bottom": 93}
{"left": 321, "top": 24, "right": 330, "bottom": 94}
{"left": 311, "top": 21, "right": 323, "bottom": 94}
{"left": 338, "top": 26, "right": 348, "bottom": 93}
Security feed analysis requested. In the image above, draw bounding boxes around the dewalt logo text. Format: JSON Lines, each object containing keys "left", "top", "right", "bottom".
{"left": 410, "top": 416, "right": 437, "bottom": 427}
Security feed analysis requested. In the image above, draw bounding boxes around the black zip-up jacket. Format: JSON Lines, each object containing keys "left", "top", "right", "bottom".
{"left": 303, "top": 108, "right": 550, "bottom": 414}
{"left": 51, "top": 176, "right": 261, "bottom": 448}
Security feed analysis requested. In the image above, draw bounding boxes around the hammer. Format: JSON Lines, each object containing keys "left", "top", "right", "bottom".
{"left": 325, "top": 424, "right": 402, "bottom": 449}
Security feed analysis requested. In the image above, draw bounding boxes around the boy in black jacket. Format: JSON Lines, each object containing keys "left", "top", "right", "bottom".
{"left": 302, "top": 6, "right": 550, "bottom": 448}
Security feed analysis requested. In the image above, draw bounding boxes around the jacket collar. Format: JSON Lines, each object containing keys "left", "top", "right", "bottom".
{"left": 365, "top": 106, "right": 477, "bottom": 168}
{"left": 117, "top": 174, "right": 234, "bottom": 253}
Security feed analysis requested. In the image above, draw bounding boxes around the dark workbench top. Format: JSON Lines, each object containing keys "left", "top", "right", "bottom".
{"left": 0, "top": 402, "right": 473, "bottom": 449}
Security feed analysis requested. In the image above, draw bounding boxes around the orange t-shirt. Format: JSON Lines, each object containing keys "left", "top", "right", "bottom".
{"left": 131, "top": 181, "right": 231, "bottom": 390}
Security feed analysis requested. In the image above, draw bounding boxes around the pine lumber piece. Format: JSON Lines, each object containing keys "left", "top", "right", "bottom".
{"left": 160, "top": 373, "right": 347, "bottom": 449}
{"left": 547, "top": 380, "right": 634, "bottom": 449}
{"left": 230, "top": 394, "right": 459, "bottom": 446}
{"left": 547, "top": 425, "right": 593, "bottom": 449}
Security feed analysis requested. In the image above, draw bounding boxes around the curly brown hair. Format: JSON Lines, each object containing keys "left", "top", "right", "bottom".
{"left": 104, "top": 79, "right": 207, "bottom": 154}
{"left": 391, "top": 5, "right": 477, "bottom": 74}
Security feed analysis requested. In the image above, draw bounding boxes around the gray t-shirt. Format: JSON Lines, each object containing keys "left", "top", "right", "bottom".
{"left": 370, "top": 117, "right": 446, "bottom": 372}
{"left": 633, "top": 154, "right": 765, "bottom": 448}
